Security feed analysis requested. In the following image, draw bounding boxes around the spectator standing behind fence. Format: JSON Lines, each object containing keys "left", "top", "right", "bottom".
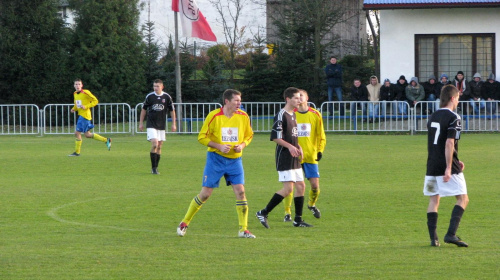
{"left": 435, "top": 73, "right": 452, "bottom": 112}
{"left": 395, "top": 75, "right": 409, "bottom": 115}
{"left": 406, "top": 77, "right": 425, "bottom": 112}
{"left": 139, "top": 79, "right": 177, "bottom": 174}
{"left": 422, "top": 75, "right": 439, "bottom": 113}
{"left": 366, "top": 75, "right": 382, "bottom": 122}
{"left": 380, "top": 78, "right": 397, "bottom": 115}
{"left": 481, "top": 73, "right": 500, "bottom": 118}
{"left": 350, "top": 79, "right": 368, "bottom": 118}
{"left": 468, "top": 73, "right": 485, "bottom": 114}
{"left": 68, "top": 78, "right": 111, "bottom": 157}
{"left": 324, "top": 56, "right": 344, "bottom": 116}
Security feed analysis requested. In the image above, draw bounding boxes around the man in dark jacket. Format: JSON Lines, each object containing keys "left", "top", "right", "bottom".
{"left": 394, "top": 75, "right": 408, "bottom": 115}
{"left": 325, "top": 56, "right": 344, "bottom": 116}
{"left": 468, "top": 73, "right": 485, "bottom": 114}
{"left": 481, "top": 73, "right": 500, "bottom": 118}
{"left": 380, "top": 78, "right": 397, "bottom": 115}
{"left": 350, "top": 79, "right": 368, "bottom": 118}
{"left": 422, "top": 75, "right": 439, "bottom": 113}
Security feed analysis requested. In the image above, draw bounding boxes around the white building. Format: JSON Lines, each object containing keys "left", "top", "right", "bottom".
{"left": 363, "top": 0, "right": 500, "bottom": 82}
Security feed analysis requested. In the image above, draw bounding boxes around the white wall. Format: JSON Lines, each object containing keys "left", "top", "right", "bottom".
{"left": 380, "top": 8, "right": 500, "bottom": 82}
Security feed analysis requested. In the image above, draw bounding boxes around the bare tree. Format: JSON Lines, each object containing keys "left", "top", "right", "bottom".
{"left": 209, "top": 0, "right": 248, "bottom": 82}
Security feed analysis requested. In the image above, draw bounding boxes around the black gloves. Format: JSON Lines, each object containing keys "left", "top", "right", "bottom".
{"left": 316, "top": 152, "right": 322, "bottom": 161}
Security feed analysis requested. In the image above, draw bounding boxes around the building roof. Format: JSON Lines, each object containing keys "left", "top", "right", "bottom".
{"left": 363, "top": 0, "right": 500, "bottom": 9}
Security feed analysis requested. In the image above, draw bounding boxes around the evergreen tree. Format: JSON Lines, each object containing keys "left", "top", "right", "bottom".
{"left": 270, "top": 0, "right": 347, "bottom": 102}
{"left": 0, "top": 0, "right": 71, "bottom": 105}
{"left": 68, "top": 0, "right": 146, "bottom": 104}
{"left": 142, "top": 20, "right": 165, "bottom": 87}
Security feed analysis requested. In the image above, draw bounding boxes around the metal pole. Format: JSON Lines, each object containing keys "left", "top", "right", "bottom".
{"left": 174, "top": 11, "right": 183, "bottom": 132}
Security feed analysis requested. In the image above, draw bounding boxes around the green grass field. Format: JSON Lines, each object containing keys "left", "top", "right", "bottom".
{"left": 1, "top": 133, "right": 499, "bottom": 279}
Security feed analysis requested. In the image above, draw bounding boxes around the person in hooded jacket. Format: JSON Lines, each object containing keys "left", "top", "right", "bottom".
{"left": 468, "top": 73, "right": 485, "bottom": 114}
{"left": 481, "top": 73, "right": 500, "bottom": 118}
{"left": 406, "top": 77, "right": 425, "bottom": 112}
{"left": 435, "top": 73, "right": 452, "bottom": 112}
{"left": 395, "top": 75, "right": 409, "bottom": 115}
{"left": 366, "top": 75, "right": 382, "bottom": 122}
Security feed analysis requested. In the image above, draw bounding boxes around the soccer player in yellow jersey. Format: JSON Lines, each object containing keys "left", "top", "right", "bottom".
{"left": 68, "top": 79, "right": 111, "bottom": 156}
{"left": 177, "top": 89, "right": 256, "bottom": 238}
{"left": 283, "top": 89, "right": 326, "bottom": 221}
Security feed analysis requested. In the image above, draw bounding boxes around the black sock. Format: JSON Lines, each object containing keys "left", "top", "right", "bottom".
{"left": 150, "top": 152, "right": 157, "bottom": 169}
{"left": 427, "top": 212, "right": 438, "bottom": 241}
{"left": 294, "top": 196, "right": 305, "bottom": 222}
{"left": 446, "top": 205, "right": 465, "bottom": 236}
{"left": 156, "top": 153, "right": 161, "bottom": 168}
{"left": 262, "top": 193, "right": 284, "bottom": 215}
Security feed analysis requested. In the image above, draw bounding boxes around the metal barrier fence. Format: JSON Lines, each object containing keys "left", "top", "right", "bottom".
{"left": 134, "top": 103, "right": 223, "bottom": 134}
{"left": 43, "top": 103, "right": 132, "bottom": 135}
{"left": 321, "top": 101, "right": 412, "bottom": 132}
{"left": 1, "top": 101, "right": 498, "bottom": 136}
{"left": 413, "top": 101, "right": 499, "bottom": 132}
{"left": 0, "top": 104, "right": 40, "bottom": 135}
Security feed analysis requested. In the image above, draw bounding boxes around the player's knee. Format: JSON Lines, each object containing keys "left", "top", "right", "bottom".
{"left": 85, "top": 132, "right": 93, "bottom": 138}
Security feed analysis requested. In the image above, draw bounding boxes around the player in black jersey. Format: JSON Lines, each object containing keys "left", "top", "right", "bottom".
{"left": 139, "top": 79, "right": 177, "bottom": 174}
{"left": 256, "top": 87, "right": 313, "bottom": 228}
{"left": 424, "top": 84, "right": 469, "bottom": 247}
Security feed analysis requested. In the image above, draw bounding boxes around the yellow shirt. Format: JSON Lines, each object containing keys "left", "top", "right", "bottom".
{"left": 72, "top": 90, "right": 99, "bottom": 120}
{"left": 198, "top": 108, "right": 254, "bottom": 159}
{"left": 295, "top": 107, "right": 326, "bottom": 164}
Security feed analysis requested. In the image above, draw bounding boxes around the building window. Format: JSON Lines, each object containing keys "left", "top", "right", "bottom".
{"left": 415, "top": 34, "right": 495, "bottom": 81}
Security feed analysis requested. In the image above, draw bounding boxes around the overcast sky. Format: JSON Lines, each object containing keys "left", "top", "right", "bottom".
{"left": 138, "top": 0, "right": 266, "bottom": 48}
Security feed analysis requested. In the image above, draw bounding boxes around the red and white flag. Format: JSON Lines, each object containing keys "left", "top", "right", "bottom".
{"left": 172, "top": 0, "right": 217, "bottom": 42}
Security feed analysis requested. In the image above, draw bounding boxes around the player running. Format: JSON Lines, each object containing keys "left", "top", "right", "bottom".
{"left": 68, "top": 78, "right": 111, "bottom": 156}
{"left": 177, "top": 89, "right": 256, "bottom": 238}
{"left": 282, "top": 89, "right": 326, "bottom": 221}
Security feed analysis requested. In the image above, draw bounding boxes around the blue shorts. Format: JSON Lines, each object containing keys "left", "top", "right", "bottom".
{"left": 202, "top": 152, "right": 244, "bottom": 188}
{"left": 76, "top": 116, "right": 95, "bottom": 133}
{"left": 302, "top": 163, "right": 320, "bottom": 179}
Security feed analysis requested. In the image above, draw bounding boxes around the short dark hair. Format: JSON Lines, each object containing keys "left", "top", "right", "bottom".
{"left": 330, "top": 56, "right": 337, "bottom": 60}
{"left": 283, "top": 87, "right": 300, "bottom": 101}
{"left": 439, "top": 85, "right": 459, "bottom": 108}
{"left": 153, "top": 79, "right": 163, "bottom": 85}
{"left": 223, "top": 89, "right": 241, "bottom": 103}
{"left": 74, "top": 78, "right": 82, "bottom": 83}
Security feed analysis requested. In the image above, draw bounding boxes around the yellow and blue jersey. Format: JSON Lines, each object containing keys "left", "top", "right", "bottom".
{"left": 198, "top": 108, "right": 253, "bottom": 159}
{"left": 295, "top": 107, "right": 326, "bottom": 164}
{"left": 72, "top": 90, "right": 99, "bottom": 120}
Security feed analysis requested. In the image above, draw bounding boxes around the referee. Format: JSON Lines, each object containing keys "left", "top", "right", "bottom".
{"left": 139, "top": 79, "right": 176, "bottom": 174}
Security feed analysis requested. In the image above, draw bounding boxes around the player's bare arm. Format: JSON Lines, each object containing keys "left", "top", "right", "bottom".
{"left": 170, "top": 111, "right": 177, "bottom": 132}
{"left": 138, "top": 109, "right": 147, "bottom": 131}
{"left": 443, "top": 138, "right": 455, "bottom": 182}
